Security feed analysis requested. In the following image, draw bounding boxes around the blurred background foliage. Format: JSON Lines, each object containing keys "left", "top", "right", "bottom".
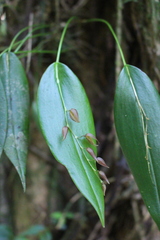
{"left": 0, "top": 0, "right": 160, "bottom": 239}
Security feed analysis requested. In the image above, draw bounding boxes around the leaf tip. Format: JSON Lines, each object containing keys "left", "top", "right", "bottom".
{"left": 22, "top": 181, "right": 26, "bottom": 192}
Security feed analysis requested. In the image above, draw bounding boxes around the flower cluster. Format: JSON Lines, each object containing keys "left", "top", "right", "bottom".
{"left": 62, "top": 108, "right": 109, "bottom": 195}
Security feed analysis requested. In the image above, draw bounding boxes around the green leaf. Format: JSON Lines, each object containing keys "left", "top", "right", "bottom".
{"left": 19, "top": 225, "right": 45, "bottom": 236}
{"left": 14, "top": 237, "right": 30, "bottom": 240}
{"left": 0, "top": 52, "right": 29, "bottom": 190}
{"left": 37, "top": 62, "right": 105, "bottom": 226}
{"left": 0, "top": 224, "right": 13, "bottom": 240}
{"left": 114, "top": 65, "right": 160, "bottom": 229}
{"left": 15, "top": 225, "right": 52, "bottom": 240}
{"left": 40, "top": 231, "right": 52, "bottom": 240}
{"left": 0, "top": 79, "right": 7, "bottom": 157}
{"left": 14, "top": 238, "right": 29, "bottom": 240}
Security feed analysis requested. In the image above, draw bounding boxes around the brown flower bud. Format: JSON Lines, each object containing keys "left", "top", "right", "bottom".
{"left": 99, "top": 171, "right": 110, "bottom": 184}
{"left": 85, "top": 133, "right": 99, "bottom": 146}
{"left": 62, "top": 126, "right": 69, "bottom": 140}
{"left": 86, "top": 147, "right": 97, "bottom": 161}
{"left": 102, "top": 182, "right": 106, "bottom": 196}
{"left": 69, "top": 108, "right": 80, "bottom": 123}
{"left": 96, "top": 157, "right": 109, "bottom": 168}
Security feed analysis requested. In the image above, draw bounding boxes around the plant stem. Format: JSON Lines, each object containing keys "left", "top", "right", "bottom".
{"left": 55, "top": 16, "right": 77, "bottom": 124}
{"left": 0, "top": 33, "right": 48, "bottom": 57}
{"left": 83, "top": 18, "right": 127, "bottom": 67}
{"left": 55, "top": 17, "right": 98, "bottom": 173}
{"left": 8, "top": 26, "right": 30, "bottom": 52}
{"left": 8, "top": 24, "right": 49, "bottom": 53}
{"left": 56, "top": 16, "right": 76, "bottom": 63}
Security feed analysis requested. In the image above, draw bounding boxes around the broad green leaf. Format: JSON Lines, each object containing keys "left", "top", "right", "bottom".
{"left": 0, "top": 79, "right": 7, "bottom": 157}
{"left": 114, "top": 65, "right": 160, "bottom": 229}
{"left": 37, "top": 62, "right": 105, "bottom": 226}
{"left": 15, "top": 225, "right": 52, "bottom": 240}
{"left": 0, "top": 52, "right": 29, "bottom": 190}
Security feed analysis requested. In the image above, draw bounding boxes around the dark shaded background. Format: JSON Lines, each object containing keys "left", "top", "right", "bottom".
{"left": 0, "top": 0, "right": 160, "bottom": 239}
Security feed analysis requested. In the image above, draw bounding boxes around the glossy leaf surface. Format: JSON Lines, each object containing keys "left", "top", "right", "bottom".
{"left": 0, "top": 79, "right": 7, "bottom": 157}
{"left": 37, "top": 62, "right": 104, "bottom": 226}
{"left": 0, "top": 52, "right": 29, "bottom": 190}
{"left": 114, "top": 65, "right": 160, "bottom": 229}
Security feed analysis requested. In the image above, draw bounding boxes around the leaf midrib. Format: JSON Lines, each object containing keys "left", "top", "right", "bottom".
{"left": 71, "top": 133, "right": 103, "bottom": 219}
{"left": 55, "top": 61, "right": 103, "bottom": 222}
{"left": 126, "top": 65, "right": 160, "bottom": 207}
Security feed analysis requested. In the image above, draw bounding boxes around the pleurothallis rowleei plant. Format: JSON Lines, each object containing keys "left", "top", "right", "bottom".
{"left": 0, "top": 20, "right": 109, "bottom": 226}
{"left": 1, "top": 17, "right": 160, "bottom": 229}
{"left": 37, "top": 17, "right": 160, "bottom": 229}
{"left": 99, "top": 22, "right": 160, "bottom": 230}
{"left": 37, "top": 17, "right": 109, "bottom": 227}
{"left": 85, "top": 19, "right": 160, "bottom": 229}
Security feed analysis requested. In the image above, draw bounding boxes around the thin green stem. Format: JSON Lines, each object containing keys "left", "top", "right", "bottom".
{"left": 16, "top": 45, "right": 76, "bottom": 57}
{"left": 8, "top": 26, "right": 30, "bottom": 52}
{"left": 84, "top": 19, "right": 148, "bottom": 115}
{"left": 76, "top": 139, "right": 97, "bottom": 172}
{"left": 56, "top": 16, "right": 76, "bottom": 63}
{"left": 55, "top": 17, "right": 98, "bottom": 174}
{"left": 15, "top": 25, "right": 49, "bottom": 53}
{"left": 84, "top": 19, "right": 151, "bottom": 181}
{"left": 8, "top": 24, "right": 49, "bottom": 53}
{"left": 17, "top": 49, "right": 57, "bottom": 54}
{"left": 0, "top": 33, "right": 48, "bottom": 57}
{"left": 83, "top": 18, "right": 127, "bottom": 67}
{"left": 55, "top": 17, "right": 76, "bottom": 124}
{"left": 55, "top": 65, "right": 65, "bottom": 105}
{"left": 15, "top": 33, "right": 32, "bottom": 53}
